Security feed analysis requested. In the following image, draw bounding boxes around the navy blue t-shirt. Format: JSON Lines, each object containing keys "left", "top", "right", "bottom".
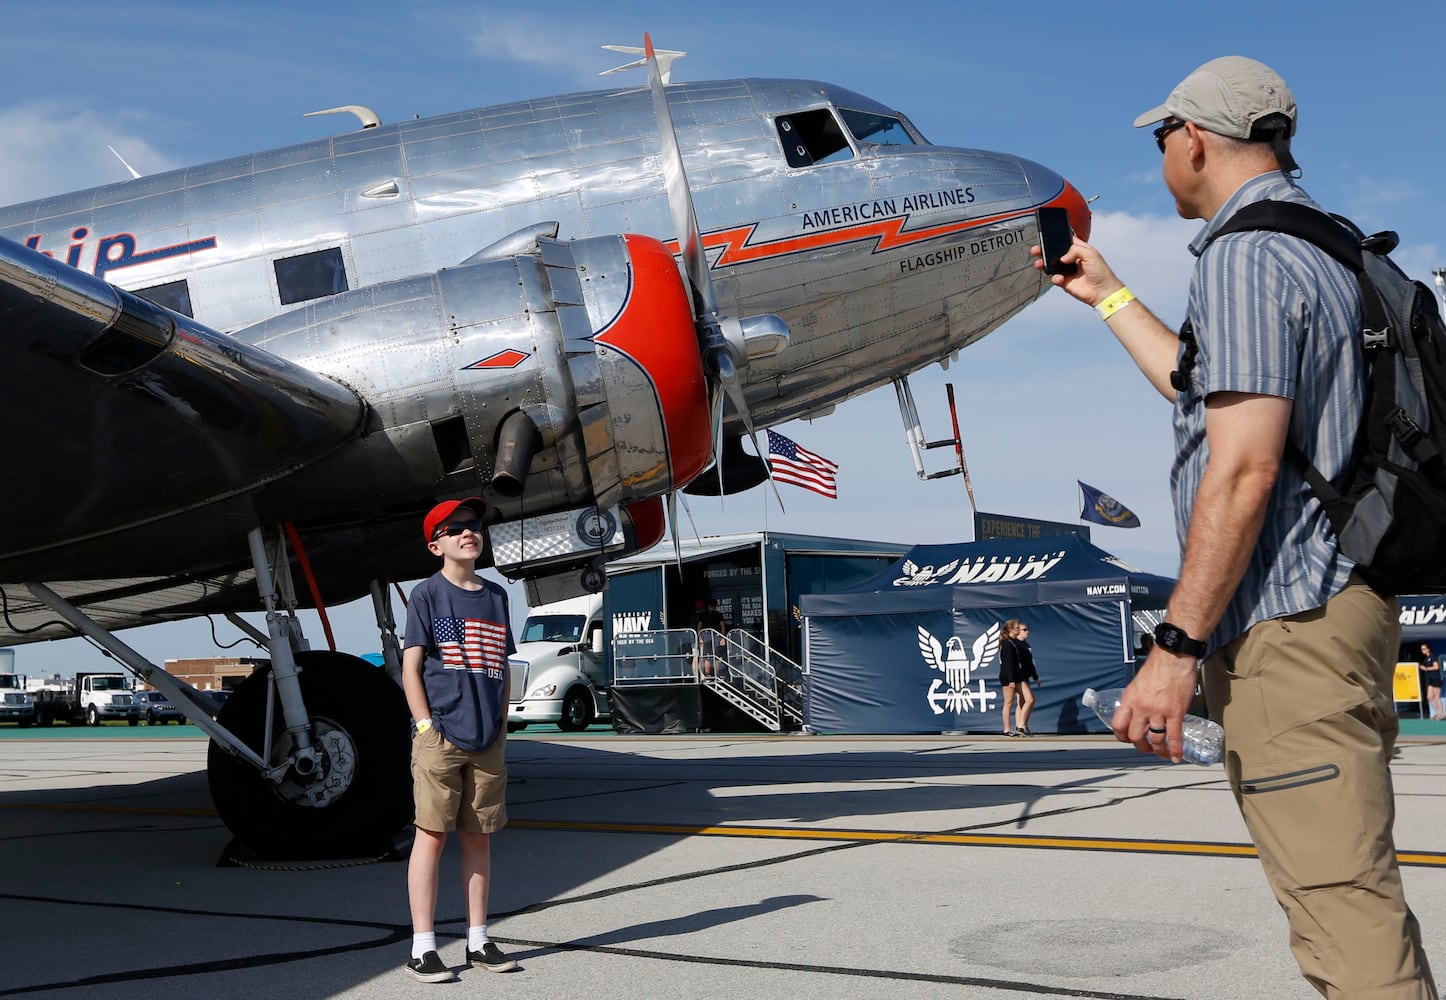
{"left": 403, "top": 573, "right": 515, "bottom": 752}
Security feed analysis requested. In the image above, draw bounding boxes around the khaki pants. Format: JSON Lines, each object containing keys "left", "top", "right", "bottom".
{"left": 1203, "top": 578, "right": 1435, "bottom": 999}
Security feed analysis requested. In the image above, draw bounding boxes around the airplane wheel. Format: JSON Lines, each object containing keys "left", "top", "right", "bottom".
{"left": 557, "top": 687, "right": 594, "bottom": 732}
{"left": 207, "top": 651, "right": 414, "bottom": 859}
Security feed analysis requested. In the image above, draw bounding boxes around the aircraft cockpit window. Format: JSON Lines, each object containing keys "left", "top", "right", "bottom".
{"left": 775, "top": 110, "right": 853, "bottom": 168}
{"left": 275, "top": 247, "right": 350, "bottom": 306}
{"left": 839, "top": 109, "right": 918, "bottom": 147}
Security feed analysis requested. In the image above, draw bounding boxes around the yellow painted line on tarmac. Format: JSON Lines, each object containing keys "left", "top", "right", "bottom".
{"left": 509, "top": 818, "right": 1446, "bottom": 867}
{"left": 2, "top": 802, "right": 218, "bottom": 817}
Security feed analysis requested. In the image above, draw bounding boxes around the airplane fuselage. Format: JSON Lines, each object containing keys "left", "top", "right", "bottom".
{"left": 0, "top": 76, "right": 1086, "bottom": 598}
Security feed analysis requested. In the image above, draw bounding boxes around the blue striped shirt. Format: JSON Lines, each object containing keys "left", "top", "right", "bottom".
{"left": 1172, "top": 173, "right": 1361, "bottom": 653}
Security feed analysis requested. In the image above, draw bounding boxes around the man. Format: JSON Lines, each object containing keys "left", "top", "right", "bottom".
{"left": 1041, "top": 57, "right": 1436, "bottom": 998}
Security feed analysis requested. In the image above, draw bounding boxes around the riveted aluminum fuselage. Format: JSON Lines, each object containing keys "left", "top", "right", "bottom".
{"left": 0, "top": 77, "right": 1084, "bottom": 591}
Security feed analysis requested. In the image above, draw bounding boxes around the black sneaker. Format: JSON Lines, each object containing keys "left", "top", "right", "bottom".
{"left": 467, "top": 942, "right": 518, "bottom": 973}
{"left": 404, "top": 950, "right": 456, "bottom": 983}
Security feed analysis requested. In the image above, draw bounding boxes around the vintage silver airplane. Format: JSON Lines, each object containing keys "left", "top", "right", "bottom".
{"left": 0, "top": 40, "right": 1088, "bottom": 858}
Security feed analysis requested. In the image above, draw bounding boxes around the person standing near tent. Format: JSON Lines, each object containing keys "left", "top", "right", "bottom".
{"left": 1037, "top": 56, "right": 1435, "bottom": 997}
{"left": 1419, "top": 643, "right": 1443, "bottom": 721}
{"left": 998, "top": 620, "right": 1038, "bottom": 737}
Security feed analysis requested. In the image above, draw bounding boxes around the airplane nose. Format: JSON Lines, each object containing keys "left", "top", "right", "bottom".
{"left": 1054, "top": 180, "right": 1091, "bottom": 242}
{"left": 1022, "top": 159, "right": 1091, "bottom": 241}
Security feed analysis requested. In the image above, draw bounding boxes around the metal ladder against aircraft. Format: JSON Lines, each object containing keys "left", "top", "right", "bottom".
{"left": 697, "top": 629, "right": 805, "bottom": 732}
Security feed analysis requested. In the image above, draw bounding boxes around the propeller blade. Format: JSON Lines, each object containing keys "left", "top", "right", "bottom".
{"left": 666, "top": 490, "right": 683, "bottom": 575}
{"left": 712, "top": 363, "right": 781, "bottom": 512}
{"left": 643, "top": 34, "right": 715, "bottom": 318}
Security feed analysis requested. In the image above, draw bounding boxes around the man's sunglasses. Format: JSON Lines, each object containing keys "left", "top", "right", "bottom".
{"left": 433, "top": 518, "right": 483, "bottom": 540}
{"left": 1153, "top": 120, "right": 1187, "bottom": 153}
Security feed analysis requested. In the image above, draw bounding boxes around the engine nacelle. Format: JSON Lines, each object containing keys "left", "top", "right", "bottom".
{"left": 242, "top": 232, "right": 709, "bottom": 570}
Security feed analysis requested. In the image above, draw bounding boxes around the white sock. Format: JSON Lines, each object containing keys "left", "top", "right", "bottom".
{"left": 412, "top": 932, "right": 437, "bottom": 960}
{"left": 468, "top": 926, "right": 490, "bottom": 951}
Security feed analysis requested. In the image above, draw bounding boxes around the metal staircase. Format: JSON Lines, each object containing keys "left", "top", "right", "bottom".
{"left": 697, "top": 629, "right": 805, "bottom": 732}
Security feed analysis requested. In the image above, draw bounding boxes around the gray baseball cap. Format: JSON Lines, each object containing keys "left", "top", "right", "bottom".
{"left": 1133, "top": 56, "right": 1296, "bottom": 138}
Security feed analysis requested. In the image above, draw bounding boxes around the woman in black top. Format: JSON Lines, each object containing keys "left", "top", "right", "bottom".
{"left": 1420, "top": 642, "right": 1443, "bottom": 721}
{"left": 999, "top": 620, "right": 1040, "bottom": 736}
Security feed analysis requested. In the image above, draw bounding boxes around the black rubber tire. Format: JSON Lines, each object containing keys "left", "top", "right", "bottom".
{"left": 507, "top": 721, "right": 527, "bottom": 733}
{"left": 206, "top": 651, "right": 414, "bottom": 859}
{"left": 128, "top": 716, "right": 139, "bottom": 726}
{"left": 18, "top": 717, "right": 31, "bottom": 728}
{"left": 86, "top": 705, "right": 100, "bottom": 726}
{"left": 557, "top": 687, "right": 594, "bottom": 732}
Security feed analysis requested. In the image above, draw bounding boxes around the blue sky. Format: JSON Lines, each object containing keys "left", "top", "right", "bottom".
{"left": 5, "top": 1, "right": 1445, "bottom": 675}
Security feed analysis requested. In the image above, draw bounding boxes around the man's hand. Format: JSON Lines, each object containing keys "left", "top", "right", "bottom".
{"left": 1110, "top": 649, "right": 1201, "bottom": 763}
{"left": 1030, "top": 236, "right": 1124, "bottom": 310}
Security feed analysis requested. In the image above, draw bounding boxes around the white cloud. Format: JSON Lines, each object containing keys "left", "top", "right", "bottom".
{"left": 0, "top": 101, "right": 178, "bottom": 204}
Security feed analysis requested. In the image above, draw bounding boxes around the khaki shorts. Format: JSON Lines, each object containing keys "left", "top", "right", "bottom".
{"left": 410, "top": 727, "right": 508, "bottom": 834}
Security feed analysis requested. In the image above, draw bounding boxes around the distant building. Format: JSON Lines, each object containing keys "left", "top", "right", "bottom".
{"left": 157, "top": 656, "right": 267, "bottom": 692}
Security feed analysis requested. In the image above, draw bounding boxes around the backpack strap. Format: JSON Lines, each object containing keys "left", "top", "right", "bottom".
{"left": 1199, "top": 201, "right": 1386, "bottom": 539}
{"left": 1207, "top": 201, "right": 1392, "bottom": 349}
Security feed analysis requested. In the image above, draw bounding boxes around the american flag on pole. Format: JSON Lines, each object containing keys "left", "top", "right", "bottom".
{"left": 433, "top": 616, "right": 510, "bottom": 673}
{"left": 766, "top": 430, "right": 839, "bottom": 499}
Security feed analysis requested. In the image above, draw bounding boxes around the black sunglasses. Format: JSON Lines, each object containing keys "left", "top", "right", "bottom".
{"left": 1153, "top": 120, "right": 1187, "bottom": 153}
{"left": 433, "top": 518, "right": 483, "bottom": 540}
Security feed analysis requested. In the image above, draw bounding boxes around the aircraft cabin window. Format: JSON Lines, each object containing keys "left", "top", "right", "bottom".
{"left": 135, "top": 279, "right": 195, "bottom": 318}
{"left": 775, "top": 110, "right": 852, "bottom": 168}
{"left": 839, "top": 109, "right": 918, "bottom": 147}
{"left": 275, "top": 247, "right": 350, "bottom": 306}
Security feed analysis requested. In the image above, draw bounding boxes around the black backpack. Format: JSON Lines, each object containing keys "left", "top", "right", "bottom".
{"left": 1182, "top": 200, "right": 1446, "bottom": 595}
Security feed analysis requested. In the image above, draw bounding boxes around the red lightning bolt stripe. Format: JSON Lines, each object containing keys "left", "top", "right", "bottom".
{"left": 667, "top": 207, "right": 1037, "bottom": 270}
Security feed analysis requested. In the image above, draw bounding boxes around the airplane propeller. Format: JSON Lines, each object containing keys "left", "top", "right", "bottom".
{"left": 640, "top": 35, "right": 788, "bottom": 513}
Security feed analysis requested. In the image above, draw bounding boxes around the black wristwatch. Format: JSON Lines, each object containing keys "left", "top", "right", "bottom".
{"left": 1154, "top": 621, "right": 1207, "bottom": 658}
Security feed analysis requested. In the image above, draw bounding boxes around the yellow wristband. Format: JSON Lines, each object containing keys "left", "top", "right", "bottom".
{"left": 415, "top": 718, "right": 432, "bottom": 733}
{"left": 1094, "top": 287, "right": 1136, "bottom": 321}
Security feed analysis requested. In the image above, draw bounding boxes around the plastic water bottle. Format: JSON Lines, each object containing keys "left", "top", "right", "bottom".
{"left": 1081, "top": 687, "right": 1224, "bottom": 766}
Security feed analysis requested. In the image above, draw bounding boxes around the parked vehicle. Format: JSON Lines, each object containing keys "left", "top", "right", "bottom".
{"left": 0, "top": 672, "right": 34, "bottom": 727}
{"left": 32, "top": 672, "right": 141, "bottom": 726}
{"left": 136, "top": 690, "right": 185, "bottom": 725}
{"left": 508, "top": 595, "right": 608, "bottom": 732}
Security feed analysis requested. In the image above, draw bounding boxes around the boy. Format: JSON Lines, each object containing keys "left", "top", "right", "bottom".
{"left": 401, "top": 497, "right": 519, "bottom": 982}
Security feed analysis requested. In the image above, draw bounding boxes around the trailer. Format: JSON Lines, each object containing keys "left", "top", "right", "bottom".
{"left": 601, "top": 531, "right": 907, "bottom": 733}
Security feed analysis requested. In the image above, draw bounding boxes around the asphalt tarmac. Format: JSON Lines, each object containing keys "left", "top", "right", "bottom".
{"left": 3, "top": 729, "right": 1445, "bottom": 999}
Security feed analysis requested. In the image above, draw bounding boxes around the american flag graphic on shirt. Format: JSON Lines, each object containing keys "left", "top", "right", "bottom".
{"left": 433, "top": 616, "right": 509, "bottom": 675}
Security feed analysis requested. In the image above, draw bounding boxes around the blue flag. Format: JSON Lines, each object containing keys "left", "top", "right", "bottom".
{"left": 1079, "top": 481, "right": 1140, "bottom": 528}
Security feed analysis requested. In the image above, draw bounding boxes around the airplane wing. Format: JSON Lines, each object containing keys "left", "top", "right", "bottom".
{"left": 0, "top": 236, "right": 366, "bottom": 573}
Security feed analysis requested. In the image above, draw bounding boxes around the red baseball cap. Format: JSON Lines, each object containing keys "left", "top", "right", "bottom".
{"left": 423, "top": 497, "right": 487, "bottom": 542}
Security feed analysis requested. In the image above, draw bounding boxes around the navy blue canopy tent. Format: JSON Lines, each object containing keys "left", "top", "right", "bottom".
{"left": 798, "top": 534, "right": 1176, "bottom": 734}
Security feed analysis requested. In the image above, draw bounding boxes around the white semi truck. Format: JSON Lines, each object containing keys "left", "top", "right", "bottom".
{"left": 0, "top": 672, "right": 34, "bottom": 726}
{"left": 32, "top": 672, "right": 141, "bottom": 726}
{"left": 507, "top": 595, "right": 609, "bottom": 732}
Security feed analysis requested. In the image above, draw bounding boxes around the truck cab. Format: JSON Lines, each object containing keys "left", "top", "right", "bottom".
{"left": 0, "top": 672, "right": 34, "bottom": 727}
{"left": 507, "top": 595, "right": 608, "bottom": 732}
{"left": 78, "top": 672, "right": 141, "bottom": 726}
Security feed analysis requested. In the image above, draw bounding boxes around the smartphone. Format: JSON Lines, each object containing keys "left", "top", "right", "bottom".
{"left": 1037, "top": 206, "right": 1078, "bottom": 276}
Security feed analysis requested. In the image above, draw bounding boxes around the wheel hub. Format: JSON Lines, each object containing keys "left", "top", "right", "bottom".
{"left": 270, "top": 718, "right": 359, "bottom": 809}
